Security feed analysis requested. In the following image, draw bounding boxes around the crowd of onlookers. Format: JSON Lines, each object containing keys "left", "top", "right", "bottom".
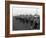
{"left": 15, "top": 15, "right": 40, "bottom": 29}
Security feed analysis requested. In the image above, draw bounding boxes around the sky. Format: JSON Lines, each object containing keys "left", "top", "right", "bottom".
{"left": 10, "top": 4, "right": 42, "bottom": 16}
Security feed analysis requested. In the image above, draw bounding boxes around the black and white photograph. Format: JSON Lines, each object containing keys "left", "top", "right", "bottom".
{"left": 12, "top": 5, "right": 40, "bottom": 30}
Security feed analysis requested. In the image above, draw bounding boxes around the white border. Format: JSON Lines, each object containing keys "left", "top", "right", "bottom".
{"left": 10, "top": 4, "right": 43, "bottom": 34}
